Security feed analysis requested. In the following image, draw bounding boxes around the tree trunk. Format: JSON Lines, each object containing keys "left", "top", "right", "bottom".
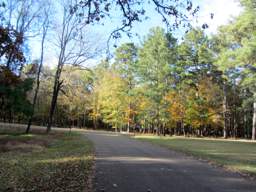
{"left": 234, "top": 111, "right": 238, "bottom": 138}
{"left": 93, "top": 116, "right": 97, "bottom": 129}
{"left": 127, "top": 120, "right": 130, "bottom": 133}
{"left": 46, "top": 76, "right": 63, "bottom": 133}
{"left": 181, "top": 121, "right": 185, "bottom": 137}
{"left": 127, "top": 100, "right": 131, "bottom": 133}
{"left": 223, "top": 82, "right": 228, "bottom": 138}
{"left": 26, "top": 23, "right": 47, "bottom": 134}
{"left": 46, "top": 37, "right": 66, "bottom": 133}
{"left": 244, "top": 110, "right": 249, "bottom": 138}
{"left": 252, "top": 101, "right": 256, "bottom": 140}
{"left": 83, "top": 112, "right": 86, "bottom": 128}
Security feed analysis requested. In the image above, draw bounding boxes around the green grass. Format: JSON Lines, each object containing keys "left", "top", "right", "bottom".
{"left": 135, "top": 135, "right": 256, "bottom": 177}
{"left": 0, "top": 131, "right": 94, "bottom": 192}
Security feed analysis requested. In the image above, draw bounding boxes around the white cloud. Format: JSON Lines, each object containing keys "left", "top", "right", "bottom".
{"left": 194, "top": 0, "right": 242, "bottom": 34}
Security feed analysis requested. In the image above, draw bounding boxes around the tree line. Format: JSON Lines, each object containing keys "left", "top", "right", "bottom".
{"left": 91, "top": 0, "right": 256, "bottom": 140}
{"left": 0, "top": 0, "right": 255, "bottom": 140}
{"left": 0, "top": 0, "right": 198, "bottom": 132}
{"left": 93, "top": 20, "right": 256, "bottom": 140}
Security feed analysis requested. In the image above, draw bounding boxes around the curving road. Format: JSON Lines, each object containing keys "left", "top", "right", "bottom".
{"left": 85, "top": 131, "right": 256, "bottom": 192}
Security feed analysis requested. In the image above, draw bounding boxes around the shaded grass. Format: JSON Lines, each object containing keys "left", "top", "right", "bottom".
{"left": 0, "top": 131, "right": 93, "bottom": 192}
{"left": 135, "top": 135, "right": 256, "bottom": 178}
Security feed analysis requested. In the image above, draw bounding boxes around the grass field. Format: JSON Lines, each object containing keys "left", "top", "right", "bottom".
{"left": 0, "top": 129, "right": 94, "bottom": 192}
{"left": 135, "top": 135, "right": 256, "bottom": 178}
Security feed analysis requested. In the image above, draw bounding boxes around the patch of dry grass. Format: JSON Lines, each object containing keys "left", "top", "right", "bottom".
{"left": 0, "top": 130, "right": 93, "bottom": 192}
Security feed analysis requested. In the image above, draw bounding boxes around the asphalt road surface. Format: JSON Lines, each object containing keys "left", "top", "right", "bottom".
{"left": 85, "top": 131, "right": 256, "bottom": 192}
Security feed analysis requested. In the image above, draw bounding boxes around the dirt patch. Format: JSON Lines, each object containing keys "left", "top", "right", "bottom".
{"left": 0, "top": 138, "right": 49, "bottom": 153}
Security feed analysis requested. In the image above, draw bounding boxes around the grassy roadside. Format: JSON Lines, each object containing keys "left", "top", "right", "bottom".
{"left": 135, "top": 135, "right": 256, "bottom": 178}
{"left": 0, "top": 131, "right": 94, "bottom": 192}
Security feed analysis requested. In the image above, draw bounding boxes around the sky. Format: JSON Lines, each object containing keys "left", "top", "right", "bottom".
{"left": 30, "top": 0, "right": 243, "bottom": 67}
{"left": 195, "top": 0, "right": 242, "bottom": 34}
{"left": 113, "top": 0, "right": 243, "bottom": 43}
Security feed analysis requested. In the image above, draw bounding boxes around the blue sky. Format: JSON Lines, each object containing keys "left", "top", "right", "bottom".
{"left": 90, "top": 0, "right": 242, "bottom": 45}
{"left": 30, "top": 0, "right": 242, "bottom": 67}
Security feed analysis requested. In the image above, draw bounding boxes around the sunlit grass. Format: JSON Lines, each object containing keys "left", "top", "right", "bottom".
{"left": 135, "top": 135, "right": 256, "bottom": 177}
{"left": 0, "top": 131, "right": 94, "bottom": 192}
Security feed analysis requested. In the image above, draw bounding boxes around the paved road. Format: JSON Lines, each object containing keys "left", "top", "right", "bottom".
{"left": 85, "top": 131, "right": 256, "bottom": 192}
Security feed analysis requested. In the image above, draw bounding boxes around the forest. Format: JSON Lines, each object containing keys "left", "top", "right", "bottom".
{"left": 0, "top": 0, "right": 256, "bottom": 140}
